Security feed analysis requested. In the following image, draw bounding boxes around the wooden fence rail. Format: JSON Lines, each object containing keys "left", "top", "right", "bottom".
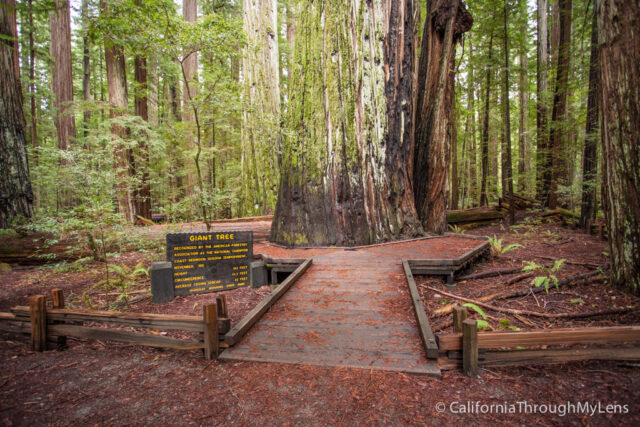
{"left": 438, "top": 309, "right": 640, "bottom": 377}
{"left": 0, "top": 289, "right": 228, "bottom": 360}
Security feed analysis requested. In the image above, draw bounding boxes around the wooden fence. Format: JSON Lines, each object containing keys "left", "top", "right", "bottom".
{"left": 438, "top": 305, "right": 640, "bottom": 377}
{"left": 0, "top": 289, "right": 229, "bottom": 360}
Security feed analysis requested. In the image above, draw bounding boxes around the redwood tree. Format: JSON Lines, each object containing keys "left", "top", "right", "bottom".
{"left": 414, "top": 0, "right": 473, "bottom": 234}
{"left": 598, "top": 0, "right": 640, "bottom": 294}
{"left": 50, "top": 0, "right": 76, "bottom": 150}
{"left": 271, "top": 1, "right": 422, "bottom": 246}
{"left": 1, "top": 1, "right": 33, "bottom": 227}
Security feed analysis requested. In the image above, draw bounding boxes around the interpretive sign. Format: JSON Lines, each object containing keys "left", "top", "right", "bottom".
{"left": 166, "top": 231, "right": 253, "bottom": 296}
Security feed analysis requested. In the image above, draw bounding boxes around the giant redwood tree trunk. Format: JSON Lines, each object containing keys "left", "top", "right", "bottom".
{"left": 134, "top": 54, "right": 152, "bottom": 220}
{"left": 414, "top": 0, "right": 473, "bottom": 234}
{"left": 271, "top": 1, "right": 422, "bottom": 246}
{"left": 50, "top": 0, "right": 76, "bottom": 151}
{"left": 535, "top": 0, "right": 550, "bottom": 203}
{"left": 1, "top": 1, "right": 33, "bottom": 227}
{"left": 598, "top": 0, "right": 640, "bottom": 295}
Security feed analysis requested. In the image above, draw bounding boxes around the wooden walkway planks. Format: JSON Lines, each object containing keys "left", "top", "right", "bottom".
{"left": 220, "top": 237, "right": 488, "bottom": 377}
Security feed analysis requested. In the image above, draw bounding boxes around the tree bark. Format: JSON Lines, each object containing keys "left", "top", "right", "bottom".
{"left": 1, "top": 1, "right": 34, "bottom": 228}
{"left": 450, "top": 99, "right": 459, "bottom": 211}
{"left": 134, "top": 54, "right": 152, "bottom": 220}
{"left": 27, "top": 0, "right": 38, "bottom": 208}
{"left": 548, "top": 0, "right": 572, "bottom": 209}
{"left": 414, "top": 0, "right": 473, "bottom": 234}
{"left": 271, "top": 0, "right": 423, "bottom": 246}
{"left": 517, "top": 51, "right": 529, "bottom": 194}
{"left": 81, "top": 0, "right": 91, "bottom": 137}
{"left": 579, "top": 11, "right": 598, "bottom": 230}
{"left": 101, "top": 0, "right": 134, "bottom": 223}
{"left": 535, "top": 0, "right": 550, "bottom": 203}
{"left": 241, "top": 0, "right": 281, "bottom": 215}
{"left": 50, "top": 0, "right": 76, "bottom": 151}
{"left": 502, "top": 0, "right": 514, "bottom": 224}
{"left": 480, "top": 33, "right": 493, "bottom": 207}
{"left": 598, "top": 0, "right": 640, "bottom": 295}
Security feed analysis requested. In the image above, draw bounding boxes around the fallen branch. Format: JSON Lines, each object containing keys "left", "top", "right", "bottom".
{"left": 422, "top": 285, "right": 634, "bottom": 319}
{"left": 458, "top": 266, "right": 530, "bottom": 281}
{"left": 431, "top": 269, "right": 606, "bottom": 317}
{"left": 503, "top": 272, "right": 535, "bottom": 286}
{"left": 536, "top": 256, "right": 601, "bottom": 269}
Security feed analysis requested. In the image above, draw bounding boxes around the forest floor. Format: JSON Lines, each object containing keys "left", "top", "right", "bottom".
{"left": 1, "top": 212, "right": 639, "bottom": 425}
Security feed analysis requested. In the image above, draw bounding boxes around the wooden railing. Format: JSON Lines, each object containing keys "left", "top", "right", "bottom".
{"left": 0, "top": 289, "right": 229, "bottom": 359}
{"left": 438, "top": 307, "right": 640, "bottom": 377}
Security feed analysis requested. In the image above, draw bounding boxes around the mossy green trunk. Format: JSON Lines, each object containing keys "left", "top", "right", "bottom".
{"left": 271, "top": 0, "right": 421, "bottom": 246}
{"left": 241, "top": 0, "right": 281, "bottom": 215}
{"left": 598, "top": 0, "right": 640, "bottom": 295}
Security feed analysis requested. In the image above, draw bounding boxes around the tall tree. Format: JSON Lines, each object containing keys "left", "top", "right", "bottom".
{"left": 535, "top": 0, "right": 549, "bottom": 202}
{"left": 578, "top": 11, "right": 598, "bottom": 230}
{"left": 502, "top": 0, "right": 514, "bottom": 223}
{"left": 27, "top": 0, "right": 38, "bottom": 207}
{"left": 1, "top": 1, "right": 34, "bottom": 227}
{"left": 517, "top": 51, "right": 529, "bottom": 193}
{"left": 134, "top": 53, "right": 152, "bottom": 220}
{"left": 81, "top": 0, "right": 91, "bottom": 136}
{"left": 101, "top": 0, "right": 134, "bottom": 223}
{"left": 271, "top": 1, "right": 423, "bottom": 246}
{"left": 547, "top": 0, "right": 572, "bottom": 209}
{"left": 414, "top": 0, "right": 473, "bottom": 233}
{"left": 598, "top": 0, "right": 640, "bottom": 295}
{"left": 479, "top": 33, "right": 494, "bottom": 207}
{"left": 241, "top": 0, "right": 281, "bottom": 215}
{"left": 50, "top": 0, "right": 76, "bottom": 150}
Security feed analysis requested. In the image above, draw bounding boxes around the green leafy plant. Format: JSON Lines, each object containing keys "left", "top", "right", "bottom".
{"left": 525, "top": 258, "right": 566, "bottom": 293}
{"left": 463, "top": 303, "right": 490, "bottom": 330}
{"left": 499, "top": 318, "right": 520, "bottom": 331}
{"left": 488, "top": 235, "right": 524, "bottom": 256}
{"left": 448, "top": 224, "right": 465, "bottom": 234}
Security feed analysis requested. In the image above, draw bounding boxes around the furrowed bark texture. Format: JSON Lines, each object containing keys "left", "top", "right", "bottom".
{"left": 579, "top": 12, "right": 598, "bottom": 230}
{"left": 134, "top": 53, "right": 152, "bottom": 220}
{"left": 271, "top": 0, "right": 422, "bottom": 246}
{"left": 101, "top": 0, "right": 133, "bottom": 223}
{"left": 0, "top": 1, "right": 34, "bottom": 227}
{"left": 50, "top": 0, "right": 76, "bottom": 150}
{"left": 241, "top": 0, "right": 280, "bottom": 215}
{"left": 598, "top": 0, "right": 640, "bottom": 295}
{"left": 480, "top": 33, "right": 493, "bottom": 207}
{"left": 547, "top": 0, "right": 572, "bottom": 209}
{"left": 414, "top": 0, "right": 473, "bottom": 234}
{"left": 535, "top": 0, "right": 550, "bottom": 203}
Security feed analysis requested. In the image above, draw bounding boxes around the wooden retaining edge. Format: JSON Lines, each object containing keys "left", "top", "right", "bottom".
{"left": 437, "top": 326, "right": 640, "bottom": 351}
{"left": 224, "top": 258, "right": 313, "bottom": 346}
{"left": 48, "top": 324, "right": 203, "bottom": 350}
{"left": 402, "top": 260, "right": 439, "bottom": 359}
{"left": 10, "top": 307, "right": 230, "bottom": 334}
{"left": 439, "top": 347, "right": 640, "bottom": 370}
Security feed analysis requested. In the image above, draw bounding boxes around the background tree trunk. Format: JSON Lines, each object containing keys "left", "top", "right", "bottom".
{"left": 1, "top": 1, "right": 34, "bottom": 227}
{"left": 81, "top": 0, "right": 91, "bottom": 137}
{"left": 480, "top": 33, "right": 493, "bottom": 207}
{"left": 578, "top": 11, "right": 598, "bottom": 230}
{"left": 598, "top": 0, "right": 640, "bottom": 295}
{"left": 502, "top": 0, "right": 514, "bottom": 224}
{"left": 414, "top": 0, "right": 473, "bottom": 233}
{"left": 101, "top": 0, "right": 134, "bottom": 223}
{"left": 271, "top": 0, "right": 422, "bottom": 246}
{"left": 535, "top": 0, "right": 549, "bottom": 203}
{"left": 517, "top": 52, "right": 529, "bottom": 194}
{"left": 134, "top": 54, "right": 152, "bottom": 220}
{"left": 50, "top": 0, "right": 76, "bottom": 151}
{"left": 548, "top": 0, "right": 572, "bottom": 209}
{"left": 241, "top": 0, "right": 281, "bottom": 215}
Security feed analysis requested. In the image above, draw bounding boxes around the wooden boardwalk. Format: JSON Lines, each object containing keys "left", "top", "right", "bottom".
{"left": 220, "top": 237, "right": 486, "bottom": 376}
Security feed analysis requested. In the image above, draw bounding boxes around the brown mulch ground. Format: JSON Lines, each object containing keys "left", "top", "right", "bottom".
{"left": 1, "top": 214, "right": 639, "bottom": 425}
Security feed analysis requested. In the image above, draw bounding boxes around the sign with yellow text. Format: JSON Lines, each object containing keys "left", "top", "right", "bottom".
{"left": 166, "top": 231, "right": 253, "bottom": 295}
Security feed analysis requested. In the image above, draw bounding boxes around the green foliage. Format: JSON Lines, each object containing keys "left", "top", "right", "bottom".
{"left": 524, "top": 258, "right": 566, "bottom": 293}
{"left": 463, "top": 302, "right": 487, "bottom": 319}
{"left": 488, "top": 235, "right": 523, "bottom": 255}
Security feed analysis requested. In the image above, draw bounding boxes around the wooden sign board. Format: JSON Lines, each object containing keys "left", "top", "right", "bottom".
{"left": 166, "top": 231, "right": 253, "bottom": 296}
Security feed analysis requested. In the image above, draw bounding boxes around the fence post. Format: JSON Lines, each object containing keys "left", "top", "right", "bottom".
{"left": 29, "top": 295, "right": 47, "bottom": 352}
{"left": 216, "top": 295, "right": 228, "bottom": 318}
{"left": 203, "top": 303, "right": 219, "bottom": 360}
{"left": 51, "top": 289, "right": 66, "bottom": 348}
{"left": 453, "top": 305, "right": 467, "bottom": 333}
{"left": 462, "top": 319, "right": 478, "bottom": 378}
